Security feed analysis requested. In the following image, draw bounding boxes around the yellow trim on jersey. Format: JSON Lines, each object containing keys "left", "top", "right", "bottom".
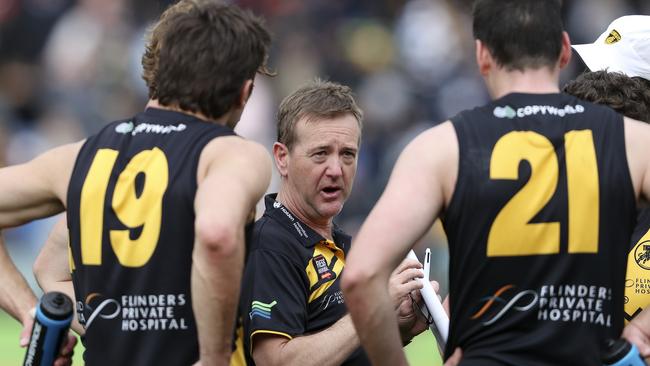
{"left": 306, "top": 240, "right": 345, "bottom": 303}
{"left": 250, "top": 330, "right": 293, "bottom": 354}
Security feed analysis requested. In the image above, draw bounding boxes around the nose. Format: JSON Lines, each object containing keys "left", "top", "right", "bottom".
{"left": 325, "top": 156, "right": 343, "bottom": 178}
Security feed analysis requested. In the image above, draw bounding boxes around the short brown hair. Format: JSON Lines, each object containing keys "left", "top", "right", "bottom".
{"left": 142, "top": 0, "right": 271, "bottom": 120}
{"left": 563, "top": 71, "right": 650, "bottom": 122}
{"left": 473, "top": 0, "right": 564, "bottom": 71}
{"left": 277, "top": 80, "right": 363, "bottom": 150}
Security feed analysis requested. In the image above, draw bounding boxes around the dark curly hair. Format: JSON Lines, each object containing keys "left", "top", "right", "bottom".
{"left": 142, "top": 0, "right": 272, "bottom": 120}
{"left": 563, "top": 70, "right": 650, "bottom": 123}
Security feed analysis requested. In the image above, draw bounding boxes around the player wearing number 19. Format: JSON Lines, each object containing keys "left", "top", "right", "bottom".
{"left": 0, "top": 1, "right": 271, "bottom": 365}
{"left": 342, "top": 1, "right": 650, "bottom": 366}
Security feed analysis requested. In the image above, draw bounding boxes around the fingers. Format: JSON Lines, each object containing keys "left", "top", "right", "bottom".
{"left": 443, "top": 295, "right": 451, "bottom": 317}
{"left": 393, "top": 258, "right": 423, "bottom": 276}
{"left": 53, "top": 357, "right": 72, "bottom": 366}
{"left": 61, "top": 333, "right": 77, "bottom": 356}
{"left": 19, "top": 313, "right": 35, "bottom": 347}
{"left": 430, "top": 280, "right": 440, "bottom": 293}
{"left": 396, "top": 267, "right": 425, "bottom": 283}
{"left": 53, "top": 333, "right": 77, "bottom": 366}
{"left": 390, "top": 280, "right": 423, "bottom": 303}
{"left": 444, "top": 348, "right": 463, "bottom": 366}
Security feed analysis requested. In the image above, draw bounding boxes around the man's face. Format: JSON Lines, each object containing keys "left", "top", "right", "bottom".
{"left": 283, "top": 114, "right": 360, "bottom": 222}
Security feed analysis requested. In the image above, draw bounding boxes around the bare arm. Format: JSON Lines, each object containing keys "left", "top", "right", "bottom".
{"left": 33, "top": 216, "right": 84, "bottom": 335}
{"left": 0, "top": 234, "right": 37, "bottom": 332}
{"left": 192, "top": 137, "right": 271, "bottom": 365}
{"left": 251, "top": 260, "right": 424, "bottom": 366}
{"left": 624, "top": 117, "right": 650, "bottom": 202}
{"left": 0, "top": 142, "right": 82, "bottom": 227}
{"left": 342, "top": 122, "right": 458, "bottom": 366}
{"left": 252, "top": 315, "right": 358, "bottom": 366}
{"left": 0, "top": 142, "right": 81, "bottom": 345}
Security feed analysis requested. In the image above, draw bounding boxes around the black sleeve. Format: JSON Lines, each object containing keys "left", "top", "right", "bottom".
{"left": 241, "top": 248, "right": 308, "bottom": 342}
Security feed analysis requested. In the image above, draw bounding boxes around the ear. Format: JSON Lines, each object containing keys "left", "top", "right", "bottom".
{"left": 237, "top": 79, "right": 255, "bottom": 107}
{"left": 273, "top": 142, "right": 289, "bottom": 177}
{"left": 558, "top": 31, "right": 572, "bottom": 69}
{"left": 476, "top": 39, "right": 492, "bottom": 76}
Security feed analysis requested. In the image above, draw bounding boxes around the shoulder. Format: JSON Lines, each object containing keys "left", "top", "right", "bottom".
{"left": 250, "top": 216, "right": 300, "bottom": 254}
{"left": 203, "top": 136, "right": 270, "bottom": 167}
{"left": 197, "top": 136, "right": 271, "bottom": 186}
{"left": 404, "top": 121, "right": 457, "bottom": 159}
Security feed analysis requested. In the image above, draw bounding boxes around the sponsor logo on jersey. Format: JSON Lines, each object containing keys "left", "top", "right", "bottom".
{"left": 320, "top": 290, "right": 345, "bottom": 310}
{"left": 79, "top": 293, "right": 190, "bottom": 332}
{"left": 249, "top": 300, "right": 277, "bottom": 320}
{"left": 313, "top": 254, "right": 333, "bottom": 281}
{"left": 493, "top": 106, "right": 516, "bottom": 119}
{"left": 472, "top": 283, "right": 613, "bottom": 327}
{"left": 471, "top": 285, "right": 537, "bottom": 326}
{"left": 115, "top": 121, "right": 134, "bottom": 134}
{"left": 115, "top": 121, "right": 187, "bottom": 136}
{"left": 605, "top": 29, "right": 621, "bottom": 44}
{"left": 493, "top": 104, "right": 585, "bottom": 119}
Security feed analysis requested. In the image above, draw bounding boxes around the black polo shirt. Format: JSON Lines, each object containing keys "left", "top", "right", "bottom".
{"left": 238, "top": 194, "right": 370, "bottom": 365}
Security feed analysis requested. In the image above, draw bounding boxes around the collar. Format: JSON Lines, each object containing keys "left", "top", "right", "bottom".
{"left": 263, "top": 194, "right": 351, "bottom": 249}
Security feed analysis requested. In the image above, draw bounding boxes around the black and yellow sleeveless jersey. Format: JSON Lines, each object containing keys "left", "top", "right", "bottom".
{"left": 66, "top": 107, "right": 236, "bottom": 365}
{"left": 625, "top": 209, "right": 650, "bottom": 321}
{"left": 443, "top": 93, "right": 636, "bottom": 366}
{"left": 234, "top": 194, "right": 370, "bottom": 366}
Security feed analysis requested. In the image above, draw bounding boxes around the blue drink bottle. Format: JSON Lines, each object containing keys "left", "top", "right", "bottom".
{"left": 23, "top": 292, "right": 74, "bottom": 366}
{"left": 602, "top": 338, "right": 646, "bottom": 366}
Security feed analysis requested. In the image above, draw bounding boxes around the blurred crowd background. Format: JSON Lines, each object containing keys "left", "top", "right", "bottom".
{"left": 1, "top": 0, "right": 648, "bottom": 295}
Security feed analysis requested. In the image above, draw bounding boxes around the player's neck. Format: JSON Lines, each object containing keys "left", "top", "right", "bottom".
{"left": 276, "top": 190, "right": 334, "bottom": 241}
{"left": 488, "top": 67, "right": 561, "bottom": 99}
{"left": 144, "top": 99, "right": 230, "bottom": 125}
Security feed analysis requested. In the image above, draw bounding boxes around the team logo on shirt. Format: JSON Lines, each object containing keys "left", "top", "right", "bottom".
{"left": 249, "top": 300, "right": 277, "bottom": 320}
{"left": 605, "top": 29, "right": 621, "bottom": 44}
{"left": 633, "top": 240, "right": 650, "bottom": 270}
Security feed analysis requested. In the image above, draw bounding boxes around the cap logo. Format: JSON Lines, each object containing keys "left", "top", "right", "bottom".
{"left": 605, "top": 29, "right": 621, "bottom": 44}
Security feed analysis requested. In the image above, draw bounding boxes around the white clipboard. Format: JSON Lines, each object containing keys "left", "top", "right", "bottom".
{"left": 407, "top": 249, "right": 449, "bottom": 350}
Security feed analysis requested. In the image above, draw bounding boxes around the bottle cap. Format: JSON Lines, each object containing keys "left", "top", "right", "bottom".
{"left": 39, "top": 292, "right": 73, "bottom": 320}
{"left": 601, "top": 338, "right": 632, "bottom": 364}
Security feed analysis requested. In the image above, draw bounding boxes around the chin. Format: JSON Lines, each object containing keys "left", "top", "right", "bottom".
{"left": 317, "top": 202, "right": 344, "bottom": 219}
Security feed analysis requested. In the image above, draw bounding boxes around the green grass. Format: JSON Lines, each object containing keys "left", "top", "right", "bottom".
{"left": 0, "top": 311, "right": 84, "bottom": 365}
{"left": 0, "top": 311, "right": 441, "bottom": 365}
{"left": 406, "top": 330, "right": 444, "bottom": 366}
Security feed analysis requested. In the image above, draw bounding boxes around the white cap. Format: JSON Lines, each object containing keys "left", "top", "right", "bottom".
{"left": 572, "top": 15, "right": 650, "bottom": 80}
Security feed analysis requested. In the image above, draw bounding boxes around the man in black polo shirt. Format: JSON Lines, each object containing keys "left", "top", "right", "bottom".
{"left": 236, "top": 80, "right": 431, "bottom": 365}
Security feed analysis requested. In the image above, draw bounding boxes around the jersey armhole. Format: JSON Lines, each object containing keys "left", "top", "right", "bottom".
{"left": 249, "top": 329, "right": 293, "bottom": 354}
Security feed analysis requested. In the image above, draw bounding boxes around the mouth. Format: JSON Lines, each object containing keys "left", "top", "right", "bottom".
{"left": 320, "top": 186, "right": 342, "bottom": 199}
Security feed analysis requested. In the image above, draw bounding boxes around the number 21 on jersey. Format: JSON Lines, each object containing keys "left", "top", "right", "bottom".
{"left": 487, "top": 130, "right": 599, "bottom": 256}
{"left": 78, "top": 148, "right": 169, "bottom": 267}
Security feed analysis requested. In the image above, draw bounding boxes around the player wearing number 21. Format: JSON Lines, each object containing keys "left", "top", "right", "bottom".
{"left": 0, "top": 1, "right": 272, "bottom": 365}
{"left": 342, "top": 1, "right": 650, "bottom": 366}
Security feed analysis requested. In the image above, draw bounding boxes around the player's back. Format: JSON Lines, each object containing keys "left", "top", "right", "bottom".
{"left": 443, "top": 93, "right": 636, "bottom": 365}
{"left": 66, "top": 107, "right": 236, "bottom": 365}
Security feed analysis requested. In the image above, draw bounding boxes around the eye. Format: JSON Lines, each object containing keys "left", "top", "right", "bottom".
{"left": 343, "top": 151, "right": 356, "bottom": 159}
{"left": 313, "top": 150, "right": 327, "bottom": 157}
